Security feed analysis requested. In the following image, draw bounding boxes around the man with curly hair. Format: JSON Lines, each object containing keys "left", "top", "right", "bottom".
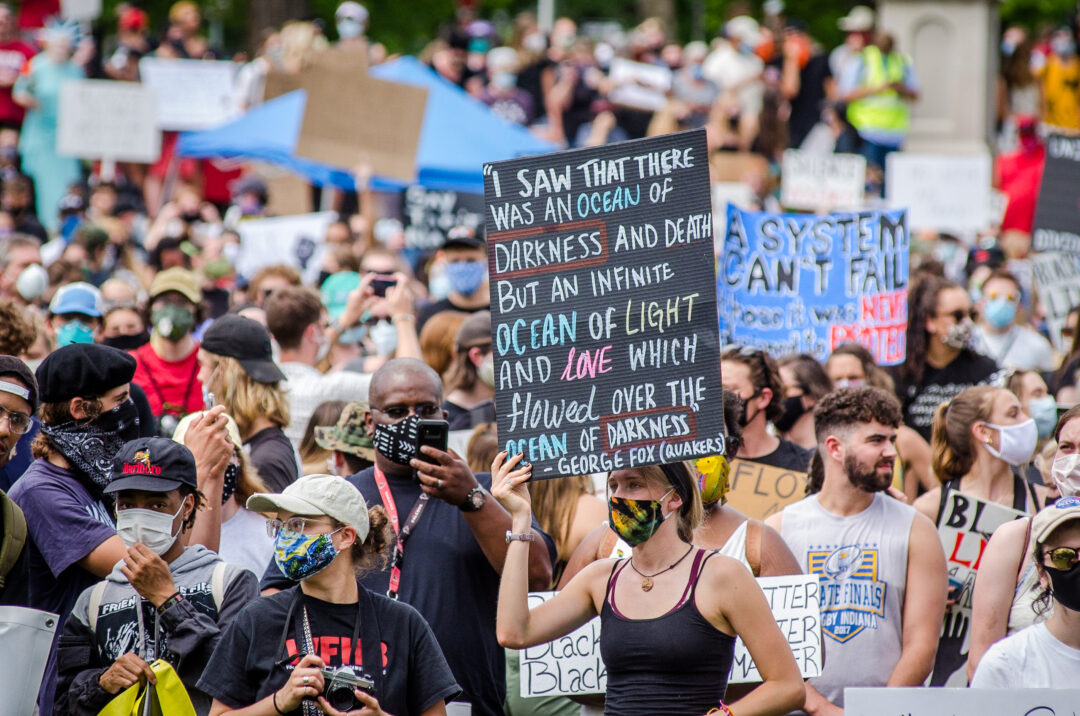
{"left": 0, "top": 296, "right": 35, "bottom": 355}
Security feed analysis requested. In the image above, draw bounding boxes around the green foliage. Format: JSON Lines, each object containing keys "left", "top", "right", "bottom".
{"left": 1000, "top": 0, "right": 1075, "bottom": 31}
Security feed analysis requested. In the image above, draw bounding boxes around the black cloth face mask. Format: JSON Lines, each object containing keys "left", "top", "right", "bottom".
{"left": 372, "top": 414, "right": 421, "bottom": 466}
{"left": 41, "top": 399, "right": 141, "bottom": 490}
{"left": 773, "top": 395, "right": 807, "bottom": 433}
{"left": 1046, "top": 561, "right": 1080, "bottom": 612}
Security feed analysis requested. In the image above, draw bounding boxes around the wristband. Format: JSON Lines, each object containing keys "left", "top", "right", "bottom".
{"left": 392, "top": 314, "right": 416, "bottom": 325}
{"left": 156, "top": 591, "right": 183, "bottom": 614}
{"left": 506, "top": 530, "right": 536, "bottom": 544}
{"left": 272, "top": 690, "right": 287, "bottom": 715}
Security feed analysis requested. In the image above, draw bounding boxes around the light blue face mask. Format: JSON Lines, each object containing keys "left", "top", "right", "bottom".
{"left": 1029, "top": 395, "right": 1059, "bottom": 439}
{"left": 445, "top": 260, "right": 487, "bottom": 296}
{"left": 984, "top": 298, "right": 1018, "bottom": 330}
{"left": 57, "top": 320, "right": 95, "bottom": 346}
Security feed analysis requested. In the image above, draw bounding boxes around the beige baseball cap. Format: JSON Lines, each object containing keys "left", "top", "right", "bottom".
{"left": 1032, "top": 496, "right": 1080, "bottom": 550}
{"left": 246, "top": 474, "right": 370, "bottom": 541}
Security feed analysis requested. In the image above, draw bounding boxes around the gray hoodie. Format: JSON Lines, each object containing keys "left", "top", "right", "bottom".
{"left": 55, "top": 545, "right": 259, "bottom": 716}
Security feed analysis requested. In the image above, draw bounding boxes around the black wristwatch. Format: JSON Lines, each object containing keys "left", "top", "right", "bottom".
{"left": 459, "top": 486, "right": 487, "bottom": 512}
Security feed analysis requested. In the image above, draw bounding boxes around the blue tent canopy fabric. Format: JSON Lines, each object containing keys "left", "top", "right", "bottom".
{"left": 176, "top": 56, "right": 557, "bottom": 194}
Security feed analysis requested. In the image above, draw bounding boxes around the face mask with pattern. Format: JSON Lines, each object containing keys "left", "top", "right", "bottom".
{"left": 273, "top": 527, "right": 342, "bottom": 581}
{"left": 608, "top": 487, "right": 674, "bottom": 547}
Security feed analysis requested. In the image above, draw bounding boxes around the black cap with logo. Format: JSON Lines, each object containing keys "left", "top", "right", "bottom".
{"left": 105, "top": 437, "right": 198, "bottom": 494}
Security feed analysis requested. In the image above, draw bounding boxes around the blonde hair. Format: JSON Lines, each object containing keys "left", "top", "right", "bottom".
{"left": 204, "top": 354, "right": 290, "bottom": 436}
{"left": 931, "top": 386, "right": 999, "bottom": 481}
{"left": 529, "top": 475, "right": 593, "bottom": 562}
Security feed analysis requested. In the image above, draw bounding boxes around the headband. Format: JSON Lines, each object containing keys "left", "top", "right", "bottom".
{"left": 0, "top": 380, "right": 29, "bottom": 401}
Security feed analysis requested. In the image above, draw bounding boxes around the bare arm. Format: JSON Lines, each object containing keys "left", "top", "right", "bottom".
{"left": 558, "top": 523, "right": 609, "bottom": 589}
{"left": 898, "top": 426, "right": 936, "bottom": 499}
{"left": 76, "top": 536, "right": 128, "bottom": 578}
{"left": 887, "top": 512, "right": 947, "bottom": 686}
{"left": 759, "top": 523, "right": 803, "bottom": 576}
{"left": 912, "top": 487, "right": 942, "bottom": 525}
{"left": 967, "top": 518, "right": 1029, "bottom": 681}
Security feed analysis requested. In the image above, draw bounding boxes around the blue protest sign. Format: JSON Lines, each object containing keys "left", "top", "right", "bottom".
{"left": 719, "top": 205, "right": 908, "bottom": 365}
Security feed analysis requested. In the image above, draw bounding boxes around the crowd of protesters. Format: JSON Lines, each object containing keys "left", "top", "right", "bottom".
{"left": 1, "top": 1, "right": 1080, "bottom": 716}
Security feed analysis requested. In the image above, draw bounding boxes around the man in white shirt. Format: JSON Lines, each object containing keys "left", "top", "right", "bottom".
{"left": 973, "top": 270, "right": 1055, "bottom": 371}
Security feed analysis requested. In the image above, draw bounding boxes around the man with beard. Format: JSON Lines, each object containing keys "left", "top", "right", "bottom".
{"left": 9, "top": 344, "right": 233, "bottom": 716}
{"left": 766, "top": 387, "right": 946, "bottom": 715}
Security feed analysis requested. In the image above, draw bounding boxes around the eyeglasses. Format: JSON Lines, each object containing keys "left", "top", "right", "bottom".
{"left": 0, "top": 405, "right": 33, "bottom": 435}
{"left": 372, "top": 403, "right": 442, "bottom": 420}
{"left": 266, "top": 516, "right": 332, "bottom": 538}
{"left": 937, "top": 309, "right": 974, "bottom": 322}
{"left": 1045, "top": 546, "right": 1080, "bottom": 572}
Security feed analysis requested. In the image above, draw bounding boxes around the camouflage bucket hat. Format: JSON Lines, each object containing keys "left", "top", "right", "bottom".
{"left": 315, "top": 401, "right": 376, "bottom": 461}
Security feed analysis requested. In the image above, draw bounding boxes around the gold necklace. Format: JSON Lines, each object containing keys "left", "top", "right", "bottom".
{"left": 629, "top": 545, "right": 695, "bottom": 592}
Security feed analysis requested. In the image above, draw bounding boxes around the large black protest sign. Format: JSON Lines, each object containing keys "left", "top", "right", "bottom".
{"left": 1032, "top": 134, "right": 1080, "bottom": 253}
{"left": 483, "top": 129, "right": 725, "bottom": 478}
{"left": 401, "top": 186, "right": 484, "bottom": 250}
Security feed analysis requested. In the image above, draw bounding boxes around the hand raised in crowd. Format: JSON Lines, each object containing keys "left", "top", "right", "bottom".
{"left": 490, "top": 451, "right": 533, "bottom": 521}
{"left": 99, "top": 652, "right": 156, "bottom": 695}
{"left": 412, "top": 446, "right": 479, "bottom": 507}
{"left": 183, "top": 405, "right": 233, "bottom": 498}
{"left": 339, "top": 273, "right": 379, "bottom": 331}
{"left": 318, "top": 688, "right": 392, "bottom": 716}
{"left": 275, "top": 654, "right": 326, "bottom": 712}
{"left": 121, "top": 542, "right": 179, "bottom": 608}
{"left": 381, "top": 272, "right": 415, "bottom": 321}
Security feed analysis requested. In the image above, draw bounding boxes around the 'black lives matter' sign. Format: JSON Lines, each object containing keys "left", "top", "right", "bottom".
{"left": 483, "top": 129, "right": 726, "bottom": 478}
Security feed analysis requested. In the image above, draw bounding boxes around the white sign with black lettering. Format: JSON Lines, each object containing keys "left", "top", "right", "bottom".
{"left": 235, "top": 212, "right": 337, "bottom": 286}
{"left": 138, "top": 58, "right": 239, "bottom": 130}
{"left": 886, "top": 153, "right": 993, "bottom": 233}
{"left": 780, "top": 150, "right": 866, "bottom": 211}
{"left": 608, "top": 58, "right": 672, "bottom": 111}
{"left": 58, "top": 80, "right": 160, "bottom": 162}
{"left": 519, "top": 573, "right": 821, "bottom": 697}
{"left": 1033, "top": 251, "right": 1080, "bottom": 351}
{"left": 845, "top": 688, "right": 1080, "bottom": 715}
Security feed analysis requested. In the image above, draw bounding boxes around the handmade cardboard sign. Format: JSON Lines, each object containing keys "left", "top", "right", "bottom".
{"left": 235, "top": 212, "right": 337, "bottom": 286}
{"left": 1032, "top": 251, "right": 1080, "bottom": 351}
{"left": 723, "top": 459, "right": 809, "bottom": 520}
{"left": 719, "top": 206, "right": 909, "bottom": 365}
{"left": 58, "top": 80, "right": 160, "bottom": 163}
{"left": 484, "top": 129, "right": 725, "bottom": 478}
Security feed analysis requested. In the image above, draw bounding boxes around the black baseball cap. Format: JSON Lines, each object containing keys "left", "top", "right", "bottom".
{"left": 200, "top": 315, "right": 287, "bottom": 384}
{"left": 106, "top": 437, "right": 198, "bottom": 494}
{"left": 443, "top": 226, "right": 485, "bottom": 251}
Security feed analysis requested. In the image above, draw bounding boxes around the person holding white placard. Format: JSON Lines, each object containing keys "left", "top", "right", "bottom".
{"left": 494, "top": 456, "right": 805, "bottom": 716}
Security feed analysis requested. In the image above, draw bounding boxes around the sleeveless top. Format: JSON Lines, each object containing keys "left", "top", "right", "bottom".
{"left": 1009, "top": 517, "right": 1050, "bottom": 635}
{"left": 935, "top": 474, "right": 1037, "bottom": 524}
{"left": 599, "top": 549, "right": 736, "bottom": 715}
{"left": 780, "top": 492, "right": 914, "bottom": 707}
{"left": 718, "top": 520, "right": 750, "bottom": 569}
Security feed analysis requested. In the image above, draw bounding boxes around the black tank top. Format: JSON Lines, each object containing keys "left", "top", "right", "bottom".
{"left": 599, "top": 549, "right": 736, "bottom": 715}
{"left": 935, "top": 472, "right": 1038, "bottom": 526}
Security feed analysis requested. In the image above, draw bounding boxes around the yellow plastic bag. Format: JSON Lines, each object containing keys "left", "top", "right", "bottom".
{"left": 98, "top": 659, "right": 196, "bottom": 716}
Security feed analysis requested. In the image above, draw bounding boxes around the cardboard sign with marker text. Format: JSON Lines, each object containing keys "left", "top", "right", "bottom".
{"left": 723, "top": 459, "right": 809, "bottom": 520}
{"left": 235, "top": 212, "right": 337, "bottom": 286}
{"left": 484, "top": 129, "right": 725, "bottom": 478}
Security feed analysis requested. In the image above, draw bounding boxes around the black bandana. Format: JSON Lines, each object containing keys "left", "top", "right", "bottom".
{"left": 222, "top": 463, "right": 240, "bottom": 505}
{"left": 372, "top": 415, "right": 420, "bottom": 466}
{"left": 41, "top": 399, "right": 141, "bottom": 490}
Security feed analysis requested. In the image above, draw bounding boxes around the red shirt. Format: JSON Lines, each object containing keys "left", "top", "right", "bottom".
{"left": 0, "top": 40, "right": 35, "bottom": 126}
{"left": 16, "top": 0, "right": 58, "bottom": 30}
{"left": 996, "top": 145, "right": 1046, "bottom": 234}
{"left": 131, "top": 342, "right": 206, "bottom": 417}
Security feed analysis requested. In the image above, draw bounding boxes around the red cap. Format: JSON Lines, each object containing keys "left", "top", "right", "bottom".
{"left": 119, "top": 8, "right": 149, "bottom": 31}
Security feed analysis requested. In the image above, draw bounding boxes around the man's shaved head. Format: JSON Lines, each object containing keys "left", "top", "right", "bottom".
{"left": 370, "top": 358, "right": 443, "bottom": 407}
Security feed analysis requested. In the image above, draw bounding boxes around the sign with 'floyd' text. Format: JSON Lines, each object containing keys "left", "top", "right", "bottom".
{"left": 724, "top": 459, "right": 809, "bottom": 520}
{"left": 720, "top": 206, "right": 909, "bottom": 365}
{"left": 780, "top": 150, "right": 866, "bottom": 212}
{"left": 930, "top": 491, "right": 1026, "bottom": 687}
{"left": 520, "top": 574, "right": 822, "bottom": 697}
{"left": 58, "top": 80, "right": 160, "bottom": 162}
{"left": 1032, "top": 134, "right": 1080, "bottom": 253}
{"left": 484, "top": 129, "right": 725, "bottom": 478}
{"left": 845, "top": 688, "right": 1080, "bottom": 715}
{"left": 235, "top": 212, "right": 337, "bottom": 286}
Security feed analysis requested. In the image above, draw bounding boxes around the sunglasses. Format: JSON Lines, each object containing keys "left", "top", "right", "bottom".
{"left": 938, "top": 309, "right": 974, "bottom": 322}
{"left": 1045, "top": 546, "right": 1080, "bottom": 572}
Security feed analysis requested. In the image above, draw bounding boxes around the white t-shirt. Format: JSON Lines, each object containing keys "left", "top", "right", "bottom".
{"left": 974, "top": 324, "right": 1055, "bottom": 371}
{"left": 219, "top": 507, "right": 275, "bottom": 576}
{"left": 971, "top": 622, "right": 1080, "bottom": 688}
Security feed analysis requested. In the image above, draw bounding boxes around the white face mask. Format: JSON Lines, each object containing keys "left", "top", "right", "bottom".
{"left": 116, "top": 501, "right": 186, "bottom": 556}
{"left": 982, "top": 418, "right": 1038, "bottom": 466}
{"left": 369, "top": 320, "right": 398, "bottom": 357}
{"left": 315, "top": 332, "right": 331, "bottom": 362}
{"left": 1051, "top": 453, "right": 1080, "bottom": 497}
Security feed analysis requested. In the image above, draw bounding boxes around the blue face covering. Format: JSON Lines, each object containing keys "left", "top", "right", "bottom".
{"left": 445, "top": 260, "right": 487, "bottom": 296}
{"left": 273, "top": 527, "right": 342, "bottom": 581}
{"left": 1029, "top": 395, "right": 1059, "bottom": 439}
{"left": 56, "top": 320, "right": 95, "bottom": 346}
{"left": 984, "top": 298, "right": 1018, "bottom": 330}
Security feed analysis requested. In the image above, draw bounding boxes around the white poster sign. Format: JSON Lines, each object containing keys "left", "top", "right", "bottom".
{"left": 236, "top": 212, "right": 337, "bottom": 286}
{"left": 0, "top": 606, "right": 59, "bottom": 716}
{"left": 886, "top": 153, "right": 993, "bottom": 233}
{"left": 58, "top": 80, "right": 160, "bottom": 162}
{"left": 780, "top": 150, "right": 866, "bottom": 211}
{"left": 61, "top": 0, "right": 101, "bottom": 21}
{"left": 519, "top": 574, "right": 821, "bottom": 697}
{"left": 846, "top": 688, "right": 1080, "bottom": 715}
{"left": 608, "top": 58, "right": 672, "bottom": 111}
{"left": 138, "top": 58, "right": 239, "bottom": 130}
{"left": 1033, "top": 251, "right": 1080, "bottom": 352}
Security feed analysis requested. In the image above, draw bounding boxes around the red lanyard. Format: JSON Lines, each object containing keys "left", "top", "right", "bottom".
{"left": 374, "top": 466, "right": 429, "bottom": 599}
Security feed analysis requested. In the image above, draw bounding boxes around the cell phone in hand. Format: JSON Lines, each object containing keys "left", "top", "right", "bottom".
{"left": 371, "top": 275, "right": 397, "bottom": 298}
{"left": 415, "top": 419, "right": 449, "bottom": 455}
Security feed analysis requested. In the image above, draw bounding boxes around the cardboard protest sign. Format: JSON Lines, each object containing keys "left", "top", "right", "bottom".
{"left": 401, "top": 186, "right": 484, "bottom": 251}
{"left": 723, "top": 459, "right": 809, "bottom": 520}
{"left": 709, "top": 152, "right": 769, "bottom": 184}
{"left": 484, "top": 129, "right": 725, "bottom": 478}
{"left": 885, "top": 153, "right": 992, "bottom": 233}
{"left": 235, "top": 212, "right": 337, "bottom": 286}
{"left": 720, "top": 206, "right": 909, "bottom": 365}
{"left": 294, "top": 69, "right": 427, "bottom": 183}
{"left": 1032, "top": 134, "right": 1080, "bottom": 253}
{"left": 930, "top": 491, "right": 1026, "bottom": 686}
{"left": 1033, "top": 251, "right": 1080, "bottom": 351}
{"left": 520, "top": 574, "right": 822, "bottom": 697}
{"left": 846, "top": 688, "right": 1080, "bottom": 715}
{"left": 608, "top": 58, "right": 672, "bottom": 111}
{"left": 58, "top": 80, "right": 160, "bottom": 163}
{"left": 138, "top": 58, "right": 239, "bottom": 130}
{"left": 780, "top": 150, "right": 866, "bottom": 212}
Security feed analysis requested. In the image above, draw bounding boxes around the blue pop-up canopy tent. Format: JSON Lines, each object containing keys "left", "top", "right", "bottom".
{"left": 176, "top": 56, "right": 557, "bottom": 193}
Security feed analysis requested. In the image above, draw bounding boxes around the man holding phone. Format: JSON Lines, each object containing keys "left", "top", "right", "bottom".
{"left": 260, "top": 358, "right": 554, "bottom": 716}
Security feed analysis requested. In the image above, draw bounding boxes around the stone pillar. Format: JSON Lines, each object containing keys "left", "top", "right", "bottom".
{"left": 879, "top": 0, "right": 998, "bottom": 153}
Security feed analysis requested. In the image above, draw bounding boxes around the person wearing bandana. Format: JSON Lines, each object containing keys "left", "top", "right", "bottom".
{"left": 259, "top": 358, "right": 555, "bottom": 716}
{"left": 8, "top": 343, "right": 234, "bottom": 716}
{"left": 55, "top": 437, "right": 259, "bottom": 716}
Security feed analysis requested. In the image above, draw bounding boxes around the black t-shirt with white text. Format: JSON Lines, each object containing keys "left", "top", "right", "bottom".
{"left": 893, "top": 350, "right": 1001, "bottom": 441}
{"left": 197, "top": 587, "right": 459, "bottom": 716}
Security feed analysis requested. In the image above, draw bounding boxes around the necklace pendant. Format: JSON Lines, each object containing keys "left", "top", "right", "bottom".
{"left": 641, "top": 577, "right": 653, "bottom": 592}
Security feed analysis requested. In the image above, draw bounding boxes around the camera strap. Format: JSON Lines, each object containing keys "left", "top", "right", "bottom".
{"left": 374, "top": 467, "right": 430, "bottom": 599}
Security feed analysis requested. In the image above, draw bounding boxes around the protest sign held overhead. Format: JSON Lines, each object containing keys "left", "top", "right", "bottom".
{"left": 886, "top": 153, "right": 993, "bottom": 233}
{"left": 484, "top": 129, "right": 725, "bottom": 478}
{"left": 57, "top": 80, "right": 160, "bottom": 163}
{"left": 402, "top": 186, "right": 484, "bottom": 251}
{"left": 234, "top": 211, "right": 337, "bottom": 286}
{"left": 720, "top": 206, "right": 909, "bottom": 365}
{"left": 138, "top": 58, "right": 239, "bottom": 131}
{"left": 1032, "top": 134, "right": 1080, "bottom": 253}
{"left": 780, "top": 150, "right": 866, "bottom": 212}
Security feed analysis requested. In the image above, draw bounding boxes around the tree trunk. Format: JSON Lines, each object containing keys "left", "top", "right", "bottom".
{"left": 248, "top": 0, "right": 310, "bottom": 51}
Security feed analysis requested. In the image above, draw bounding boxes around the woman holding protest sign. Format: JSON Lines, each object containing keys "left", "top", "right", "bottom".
{"left": 492, "top": 454, "right": 805, "bottom": 716}
{"left": 968, "top": 405, "right": 1080, "bottom": 680}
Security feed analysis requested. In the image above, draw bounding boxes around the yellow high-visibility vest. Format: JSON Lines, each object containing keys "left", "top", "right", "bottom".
{"left": 847, "top": 45, "right": 911, "bottom": 133}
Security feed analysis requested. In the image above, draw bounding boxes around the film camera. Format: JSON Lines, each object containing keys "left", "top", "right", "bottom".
{"left": 319, "top": 666, "right": 375, "bottom": 711}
